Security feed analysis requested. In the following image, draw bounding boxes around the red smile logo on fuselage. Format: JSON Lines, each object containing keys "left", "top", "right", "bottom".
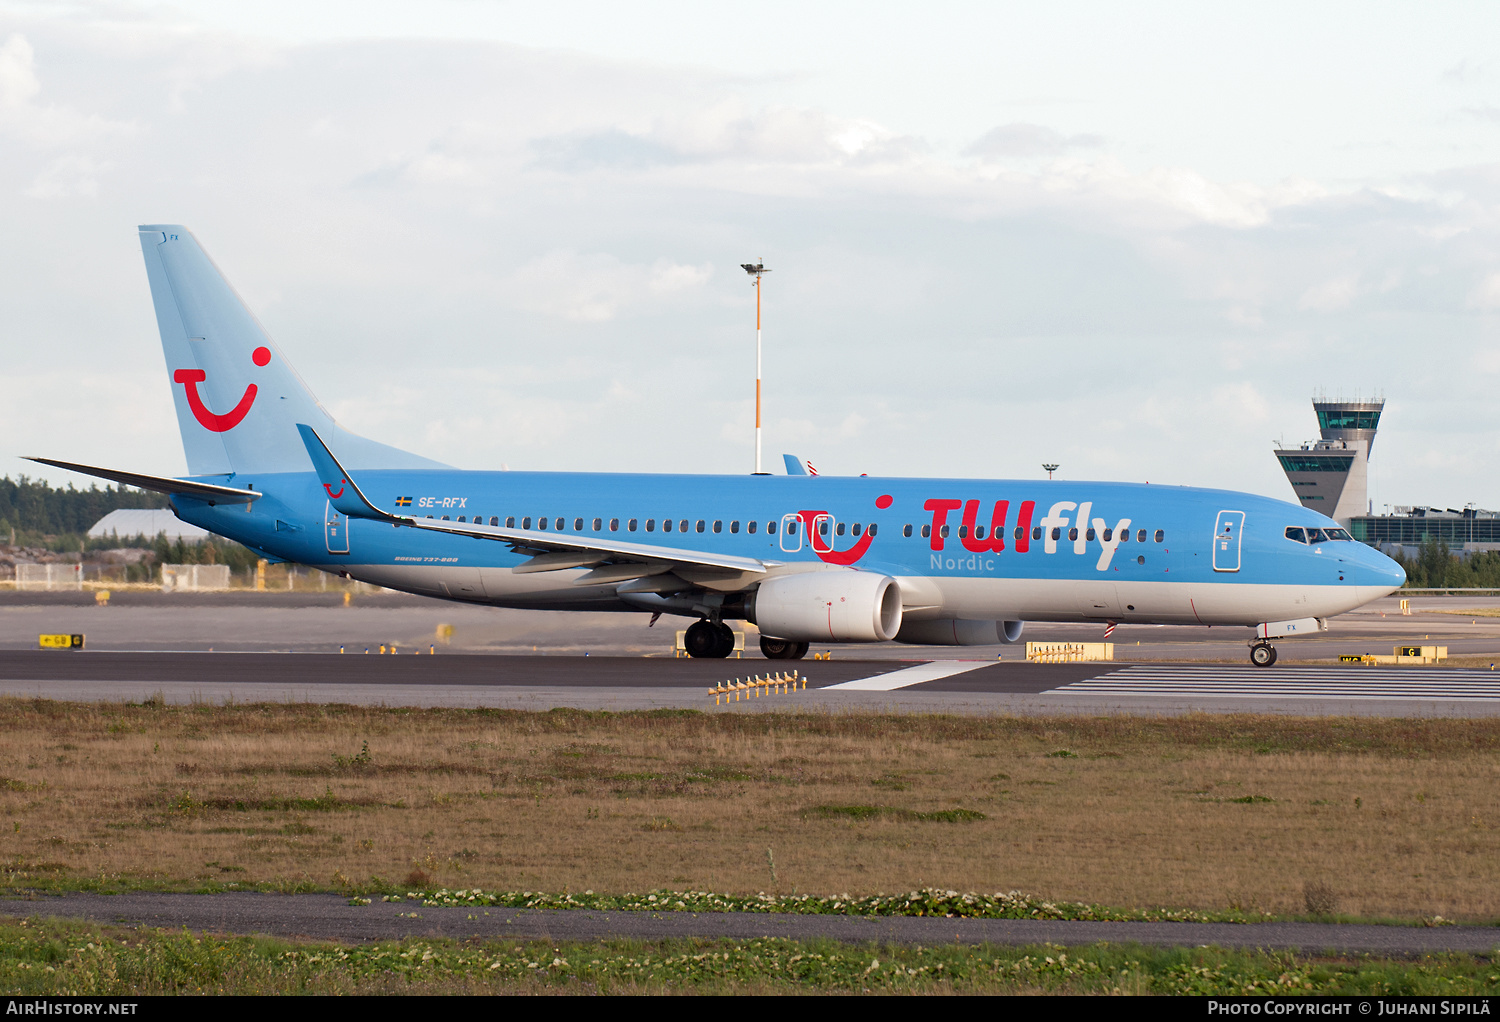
{"left": 175, "top": 346, "right": 271, "bottom": 433}
{"left": 796, "top": 494, "right": 892, "bottom": 566}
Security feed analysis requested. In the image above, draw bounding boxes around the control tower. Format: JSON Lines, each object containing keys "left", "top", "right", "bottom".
{"left": 1273, "top": 397, "right": 1383, "bottom": 526}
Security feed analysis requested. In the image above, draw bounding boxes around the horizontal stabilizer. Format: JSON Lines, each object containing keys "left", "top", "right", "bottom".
{"left": 26, "top": 457, "right": 261, "bottom": 504}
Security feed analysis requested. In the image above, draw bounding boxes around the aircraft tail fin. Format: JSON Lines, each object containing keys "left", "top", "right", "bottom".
{"left": 137, "top": 226, "right": 445, "bottom": 478}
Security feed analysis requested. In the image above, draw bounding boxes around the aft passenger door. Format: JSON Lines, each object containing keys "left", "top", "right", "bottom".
{"left": 780, "top": 513, "right": 803, "bottom": 553}
{"left": 325, "top": 500, "right": 350, "bottom": 555}
{"left": 1213, "top": 510, "right": 1245, "bottom": 572}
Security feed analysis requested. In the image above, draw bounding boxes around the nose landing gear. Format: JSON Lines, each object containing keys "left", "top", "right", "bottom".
{"left": 1249, "top": 641, "right": 1278, "bottom": 667}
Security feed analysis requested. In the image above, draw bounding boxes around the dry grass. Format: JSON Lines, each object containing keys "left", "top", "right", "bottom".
{"left": 2, "top": 699, "right": 1499, "bottom": 922}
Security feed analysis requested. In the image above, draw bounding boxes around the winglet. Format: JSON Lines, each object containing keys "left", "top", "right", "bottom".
{"left": 296, "top": 423, "right": 406, "bottom": 523}
{"left": 782, "top": 454, "right": 806, "bottom": 475}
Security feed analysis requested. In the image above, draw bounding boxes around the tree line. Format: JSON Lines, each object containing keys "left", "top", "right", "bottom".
{"left": 0, "top": 475, "right": 169, "bottom": 539}
{"left": 1390, "top": 538, "right": 1500, "bottom": 589}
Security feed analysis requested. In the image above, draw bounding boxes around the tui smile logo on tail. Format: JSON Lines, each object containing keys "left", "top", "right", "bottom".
{"left": 174, "top": 346, "right": 271, "bottom": 432}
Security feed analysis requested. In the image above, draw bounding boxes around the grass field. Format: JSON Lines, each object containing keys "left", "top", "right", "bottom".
{"left": 2, "top": 699, "right": 1498, "bottom": 922}
{"left": 1, "top": 916, "right": 1495, "bottom": 995}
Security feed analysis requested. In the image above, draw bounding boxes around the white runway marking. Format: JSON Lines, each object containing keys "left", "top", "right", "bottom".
{"left": 1047, "top": 665, "right": 1500, "bottom": 701}
{"left": 824, "top": 660, "right": 993, "bottom": 691}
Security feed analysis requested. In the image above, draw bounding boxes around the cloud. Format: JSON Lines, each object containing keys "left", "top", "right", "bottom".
{"left": 0, "top": 33, "right": 40, "bottom": 107}
{"left": 964, "top": 122, "right": 1102, "bottom": 160}
{"left": 1468, "top": 272, "right": 1500, "bottom": 310}
{"left": 24, "top": 154, "right": 108, "bottom": 198}
{"left": 1298, "top": 273, "right": 1360, "bottom": 312}
{"left": 502, "top": 252, "right": 713, "bottom": 322}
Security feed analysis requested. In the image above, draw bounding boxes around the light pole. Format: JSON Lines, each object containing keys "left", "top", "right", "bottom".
{"left": 741, "top": 259, "right": 770, "bottom": 474}
{"left": 1042, "top": 463, "right": 1059, "bottom": 480}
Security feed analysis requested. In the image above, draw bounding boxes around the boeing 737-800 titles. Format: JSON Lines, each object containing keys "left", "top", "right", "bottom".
{"left": 30, "top": 226, "right": 1405, "bottom": 665}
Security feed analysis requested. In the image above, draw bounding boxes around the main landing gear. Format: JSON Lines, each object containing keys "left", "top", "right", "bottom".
{"left": 1249, "top": 641, "right": 1278, "bottom": 668}
{"left": 683, "top": 619, "right": 737, "bottom": 659}
{"left": 759, "top": 636, "right": 809, "bottom": 660}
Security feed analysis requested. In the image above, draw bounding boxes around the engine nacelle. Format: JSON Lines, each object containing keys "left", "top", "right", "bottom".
{"left": 750, "top": 571, "right": 903, "bottom": 643}
{"left": 893, "top": 619, "right": 1025, "bottom": 646}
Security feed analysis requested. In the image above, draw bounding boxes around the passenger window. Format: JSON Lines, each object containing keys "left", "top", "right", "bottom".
{"left": 868, "top": 524, "right": 878, "bottom": 537}
{"left": 836, "top": 522, "right": 846, "bottom": 537}
{"left": 442, "top": 515, "right": 450, "bottom": 521}
{"left": 1068, "top": 528, "right": 1078, "bottom": 541}
{"left": 574, "top": 518, "right": 583, "bottom": 531}
{"left": 767, "top": 521, "right": 776, "bottom": 535}
{"left": 696, "top": 520, "right": 706, "bottom": 533}
{"left": 610, "top": 518, "right": 619, "bottom": 532}
{"left": 819, "top": 520, "right": 829, "bottom": 536}
{"left": 940, "top": 524, "right": 950, "bottom": 538}
{"left": 1086, "top": 528, "right": 1095, "bottom": 542}
{"left": 1102, "top": 528, "right": 1112, "bottom": 542}
{"left": 1285, "top": 527, "right": 1306, "bottom": 543}
{"left": 457, "top": 516, "right": 466, "bottom": 523}
{"left": 628, "top": 519, "right": 637, "bottom": 532}
{"left": 556, "top": 518, "right": 565, "bottom": 530}
{"left": 787, "top": 520, "right": 798, "bottom": 535}
{"left": 958, "top": 525, "right": 968, "bottom": 539}
{"left": 852, "top": 523, "right": 862, "bottom": 536}
{"left": 713, "top": 521, "right": 722, "bottom": 533}
{"left": 537, "top": 517, "right": 547, "bottom": 530}
{"left": 747, "top": 521, "right": 757, "bottom": 534}
{"left": 921, "top": 524, "right": 931, "bottom": 538}
{"left": 1033, "top": 526, "right": 1042, "bottom": 541}
{"left": 679, "top": 520, "right": 688, "bottom": 533}
{"left": 903, "top": 524, "right": 913, "bottom": 537}
{"left": 489, "top": 516, "right": 499, "bottom": 527}
{"left": 1137, "top": 529, "right": 1147, "bottom": 543}
{"left": 522, "top": 517, "right": 531, "bottom": 529}
{"left": 592, "top": 518, "right": 601, "bottom": 531}
{"left": 506, "top": 517, "right": 515, "bottom": 528}
{"left": 1154, "top": 530, "right": 1164, "bottom": 543}
{"left": 663, "top": 519, "right": 673, "bottom": 532}
{"left": 646, "top": 519, "right": 655, "bottom": 532}
{"left": 730, "top": 521, "right": 740, "bottom": 534}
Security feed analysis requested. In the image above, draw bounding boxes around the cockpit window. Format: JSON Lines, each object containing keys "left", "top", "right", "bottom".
{"left": 1306, "top": 528, "right": 1327, "bottom": 543}
{"left": 1325, "top": 528, "right": 1352, "bottom": 541}
{"left": 1285, "top": 527, "right": 1306, "bottom": 543}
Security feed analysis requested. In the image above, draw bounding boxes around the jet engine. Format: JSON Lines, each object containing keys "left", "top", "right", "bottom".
{"left": 894, "top": 619, "right": 1025, "bottom": 646}
{"left": 750, "top": 571, "right": 903, "bottom": 643}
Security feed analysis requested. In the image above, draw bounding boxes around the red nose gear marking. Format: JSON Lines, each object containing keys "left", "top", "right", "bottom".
{"left": 173, "top": 369, "right": 257, "bottom": 432}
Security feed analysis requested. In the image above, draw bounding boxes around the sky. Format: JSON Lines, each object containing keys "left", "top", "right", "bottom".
{"left": 4, "top": 1, "right": 1500, "bottom": 514}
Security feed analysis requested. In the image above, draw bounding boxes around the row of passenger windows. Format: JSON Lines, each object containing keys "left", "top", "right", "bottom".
{"left": 422, "top": 512, "right": 1165, "bottom": 547}
{"left": 902, "top": 523, "right": 1165, "bottom": 544}
{"left": 426, "top": 514, "right": 872, "bottom": 536}
{"left": 1285, "top": 526, "right": 1352, "bottom": 544}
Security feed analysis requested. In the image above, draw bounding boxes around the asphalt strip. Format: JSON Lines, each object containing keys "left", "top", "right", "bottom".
{"left": 1, "top": 893, "right": 1496, "bottom": 954}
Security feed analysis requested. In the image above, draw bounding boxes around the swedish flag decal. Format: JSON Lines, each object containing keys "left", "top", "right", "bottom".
{"left": 395, "top": 496, "right": 413, "bottom": 507}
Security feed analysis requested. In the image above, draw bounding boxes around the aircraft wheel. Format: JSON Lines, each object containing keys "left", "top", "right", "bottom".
{"left": 788, "top": 641, "right": 810, "bottom": 660}
{"left": 1249, "top": 642, "right": 1277, "bottom": 667}
{"left": 760, "top": 636, "right": 799, "bottom": 659}
{"left": 685, "top": 620, "right": 728, "bottom": 658}
{"left": 712, "top": 622, "right": 736, "bottom": 658}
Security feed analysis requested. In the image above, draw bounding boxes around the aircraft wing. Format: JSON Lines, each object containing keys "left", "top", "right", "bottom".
{"left": 25, "top": 457, "right": 262, "bottom": 504}
{"left": 296, "top": 425, "right": 779, "bottom": 579}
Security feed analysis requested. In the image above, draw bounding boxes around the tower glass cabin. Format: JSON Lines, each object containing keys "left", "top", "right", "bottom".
{"left": 1273, "top": 397, "right": 1383, "bottom": 527}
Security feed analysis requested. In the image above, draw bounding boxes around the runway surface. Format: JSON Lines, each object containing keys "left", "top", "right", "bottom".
{"left": 1, "top": 893, "right": 1495, "bottom": 953}
{"left": 4, "top": 649, "right": 1500, "bottom": 715}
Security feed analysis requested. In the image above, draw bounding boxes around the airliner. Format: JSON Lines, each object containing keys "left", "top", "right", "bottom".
{"left": 31, "top": 226, "right": 1405, "bottom": 666}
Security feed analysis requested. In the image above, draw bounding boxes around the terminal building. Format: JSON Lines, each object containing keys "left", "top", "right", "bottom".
{"left": 1273, "top": 397, "right": 1500, "bottom": 558}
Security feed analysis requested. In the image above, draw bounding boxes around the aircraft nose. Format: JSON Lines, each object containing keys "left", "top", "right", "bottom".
{"left": 1351, "top": 544, "right": 1406, "bottom": 592}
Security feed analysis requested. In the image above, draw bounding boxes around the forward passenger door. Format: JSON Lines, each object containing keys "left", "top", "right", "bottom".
{"left": 1213, "top": 510, "right": 1245, "bottom": 572}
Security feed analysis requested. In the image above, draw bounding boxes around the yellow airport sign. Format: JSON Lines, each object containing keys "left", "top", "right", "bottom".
{"left": 38, "top": 634, "right": 84, "bottom": 650}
